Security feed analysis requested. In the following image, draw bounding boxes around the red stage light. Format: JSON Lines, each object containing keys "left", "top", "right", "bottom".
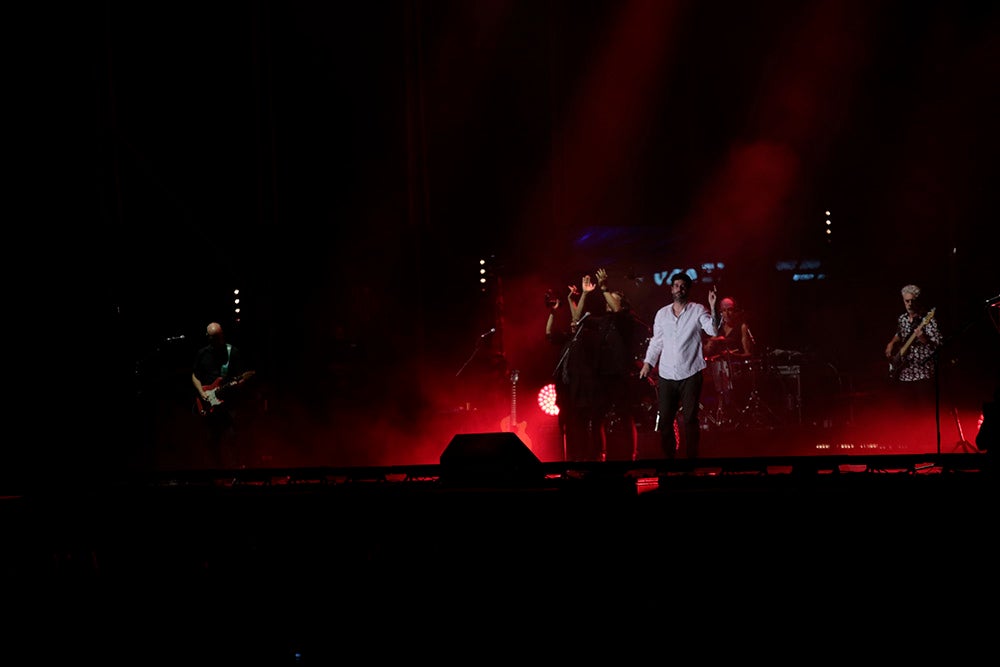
{"left": 538, "top": 383, "right": 559, "bottom": 416}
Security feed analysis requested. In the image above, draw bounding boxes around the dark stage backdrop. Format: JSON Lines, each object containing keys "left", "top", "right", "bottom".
{"left": 18, "top": 1, "right": 998, "bottom": 475}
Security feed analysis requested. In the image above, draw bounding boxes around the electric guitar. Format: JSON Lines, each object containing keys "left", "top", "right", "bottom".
{"left": 194, "top": 370, "right": 256, "bottom": 416}
{"left": 499, "top": 370, "right": 533, "bottom": 451}
{"left": 888, "top": 308, "right": 935, "bottom": 380}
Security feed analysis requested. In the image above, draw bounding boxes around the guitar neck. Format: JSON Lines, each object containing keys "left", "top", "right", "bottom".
{"left": 510, "top": 371, "right": 519, "bottom": 423}
{"left": 898, "top": 309, "right": 935, "bottom": 357}
{"left": 899, "top": 329, "right": 920, "bottom": 356}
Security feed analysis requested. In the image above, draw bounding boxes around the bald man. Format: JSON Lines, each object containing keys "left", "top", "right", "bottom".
{"left": 192, "top": 321, "right": 249, "bottom": 467}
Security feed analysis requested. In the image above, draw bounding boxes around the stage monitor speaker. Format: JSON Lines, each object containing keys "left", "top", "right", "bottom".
{"left": 440, "top": 432, "right": 543, "bottom": 486}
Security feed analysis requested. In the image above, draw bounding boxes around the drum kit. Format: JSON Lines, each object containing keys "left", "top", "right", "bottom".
{"left": 704, "top": 350, "right": 803, "bottom": 430}
{"left": 630, "top": 336, "right": 804, "bottom": 432}
{"left": 704, "top": 353, "right": 770, "bottom": 429}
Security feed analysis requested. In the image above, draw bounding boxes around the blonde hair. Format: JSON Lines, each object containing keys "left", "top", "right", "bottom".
{"left": 901, "top": 284, "right": 921, "bottom": 298}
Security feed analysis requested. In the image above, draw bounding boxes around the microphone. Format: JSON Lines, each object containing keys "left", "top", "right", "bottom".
{"left": 576, "top": 311, "right": 591, "bottom": 325}
{"left": 986, "top": 294, "right": 1000, "bottom": 306}
{"left": 164, "top": 335, "right": 186, "bottom": 342}
{"left": 480, "top": 328, "right": 496, "bottom": 338}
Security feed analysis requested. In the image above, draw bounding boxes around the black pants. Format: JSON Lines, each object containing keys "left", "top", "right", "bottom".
{"left": 204, "top": 409, "right": 240, "bottom": 468}
{"left": 657, "top": 372, "right": 703, "bottom": 459}
{"left": 601, "top": 373, "right": 638, "bottom": 461}
{"left": 562, "top": 405, "right": 604, "bottom": 462}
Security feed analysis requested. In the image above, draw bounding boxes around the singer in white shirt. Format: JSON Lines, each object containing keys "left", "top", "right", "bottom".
{"left": 639, "top": 272, "right": 718, "bottom": 459}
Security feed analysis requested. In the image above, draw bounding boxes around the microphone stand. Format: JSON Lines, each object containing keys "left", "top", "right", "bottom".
{"left": 455, "top": 328, "right": 496, "bottom": 377}
{"left": 552, "top": 312, "right": 590, "bottom": 379}
{"left": 934, "top": 347, "right": 941, "bottom": 455}
{"left": 931, "top": 315, "right": 977, "bottom": 455}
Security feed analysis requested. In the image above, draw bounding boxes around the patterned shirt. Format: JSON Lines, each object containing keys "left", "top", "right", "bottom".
{"left": 895, "top": 310, "right": 942, "bottom": 382}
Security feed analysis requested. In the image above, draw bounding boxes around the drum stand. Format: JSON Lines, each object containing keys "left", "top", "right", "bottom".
{"left": 735, "top": 363, "right": 777, "bottom": 428}
{"left": 708, "top": 388, "right": 736, "bottom": 430}
{"left": 705, "top": 354, "right": 737, "bottom": 430}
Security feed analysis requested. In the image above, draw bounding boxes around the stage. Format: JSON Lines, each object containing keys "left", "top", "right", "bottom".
{"left": 1, "top": 436, "right": 992, "bottom": 662}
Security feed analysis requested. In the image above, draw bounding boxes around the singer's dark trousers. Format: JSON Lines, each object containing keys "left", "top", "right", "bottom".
{"left": 658, "top": 372, "right": 703, "bottom": 459}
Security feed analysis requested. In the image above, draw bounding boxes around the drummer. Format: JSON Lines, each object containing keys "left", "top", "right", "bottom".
{"left": 704, "top": 296, "right": 754, "bottom": 360}
{"left": 703, "top": 296, "right": 755, "bottom": 422}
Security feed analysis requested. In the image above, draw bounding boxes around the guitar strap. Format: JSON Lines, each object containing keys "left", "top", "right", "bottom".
{"left": 221, "top": 344, "right": 232, "bottom": 377}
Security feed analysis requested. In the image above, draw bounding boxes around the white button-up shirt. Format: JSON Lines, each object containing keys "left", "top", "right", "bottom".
{"left": 643, "top": 301, "right": 718, "bottom": 381}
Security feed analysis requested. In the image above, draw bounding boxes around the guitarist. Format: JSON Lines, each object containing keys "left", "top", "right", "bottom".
{"left": 192, "top": 321, "right": 250, "bottom": 468}
{"left": 883, "top": 283, "right": 942, "bottom": 414}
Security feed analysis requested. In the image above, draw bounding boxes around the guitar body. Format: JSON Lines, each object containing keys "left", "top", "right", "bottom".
{"left": 194, "top": 371, "right": 256, "bottom": 416}
{"left": 499, "top": 414, "right": 532, "bottom": 448}
{"left": 194, "top": 377, "right": 227, "bottom": 416}
{"left": 887, "top": 354, "right": 905, "bottom": 381}
{"left": 500, "top": 370, "right": 534, "bottom": 451}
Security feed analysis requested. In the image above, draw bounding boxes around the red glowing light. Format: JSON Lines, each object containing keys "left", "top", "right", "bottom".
{"left": 538, "top": 383, "right": 559, "bottom": 416}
